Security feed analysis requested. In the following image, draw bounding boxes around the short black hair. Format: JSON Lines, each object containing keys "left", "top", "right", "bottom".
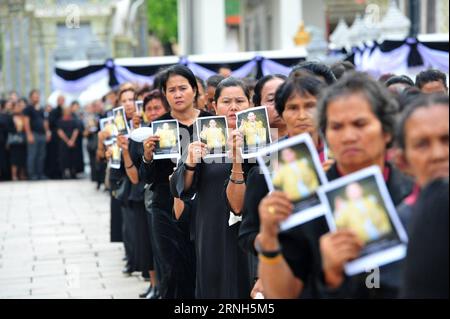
{"left": 330, "top": 61, "right": 355, "bottom": 80}
{"left": 214, "top": 77, "right": 250, "bottom": 103}
{"left": 29, "top": 89, "right": 39, "bottom": 98}
{"left": 396, "top": 87, "right": 422, "bottom": 112}
{"left": 317, "top": 72, "right": 398, "bottom": 147}
{"left": 415, "top": 69, "right": 448, "bottom": 89}
{"left": 196, "top": 76, "right": 206, "bottom": 91}
{"left": 206, "top": 74, "right": 226, "bottom": 88}
{"left": 253, "top": 74, "right": 287, "bottom": 106}
{"left": 290, "top": 61, "right": 337, "bottom": 85}
{"left": 161, "top": 64, "right": 199, "bottom": 101}
{"left": 385, "top": 75, "right": 415, "bottom": 88}
{"left": 143, "top": 89, "right": 170, "bottom": 112}
{"left": 153, "top": 68, "right": 168, "bottom": 91}
{"left": 275, "top": 75, "right": 325, "bottom": 116}
{"left": 396, "top": 94, "right": 449, "bottom": 150}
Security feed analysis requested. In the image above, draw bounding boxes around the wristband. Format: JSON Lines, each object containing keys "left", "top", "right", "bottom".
{"left": 126, "top": 163, "right": 135, "bottom": 169}
{"left": 229, "top": 177, "right": 245, "bottom": 185}
{"left": 142, "top": 155, "right": 152, "bottom": 165}
{"left": 254, "top": 237, "right": 281, "bottom": 258}
{"left": 258, "top": 254, "right": 283, "bottom": 265}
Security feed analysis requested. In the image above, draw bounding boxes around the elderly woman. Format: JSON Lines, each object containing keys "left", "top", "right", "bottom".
{"left": 256, "top": 72, "right": 413, "bottom": 299}
{"left": 239, "top": 75, "right": 328, "bottom": 298}
{"left": 395, "top": 94, "right": 449, "bottom": 227}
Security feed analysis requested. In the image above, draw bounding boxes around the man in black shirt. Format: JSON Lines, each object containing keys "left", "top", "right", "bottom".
{"left": 24, "top": 90, "right": 51, "bottom": 180}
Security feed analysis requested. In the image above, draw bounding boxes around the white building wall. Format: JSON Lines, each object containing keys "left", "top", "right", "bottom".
{"left": 178, "top": 0, "right": 226, "bottom": 55}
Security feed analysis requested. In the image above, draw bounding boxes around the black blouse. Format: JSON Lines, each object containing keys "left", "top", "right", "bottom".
{"left": 139, "top": 111, "right": 211, "bottom": 213}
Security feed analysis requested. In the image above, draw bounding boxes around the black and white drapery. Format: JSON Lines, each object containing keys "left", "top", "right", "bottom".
{"left": 346, "top": 37, "right": 449, "bottom": 78}
{"left": 52, "top": 52, "right": 307, "bottom": 94}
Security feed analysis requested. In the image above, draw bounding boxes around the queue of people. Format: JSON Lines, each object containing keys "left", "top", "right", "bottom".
{"left": 1, "top": 64, "right": 447, "bottom": 300}
{"left": 89, "top": 64, "right": 447, "bottom": 300}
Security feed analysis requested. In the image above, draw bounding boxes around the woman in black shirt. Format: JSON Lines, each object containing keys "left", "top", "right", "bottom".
{"left": 57, "top": 106, "right": 79, "bottom": 179}
{"left": 170, "top": 77, "right": 254, "bottom": 298}
{"left": 140, "top": 65, "right": 211, "bottom": 299}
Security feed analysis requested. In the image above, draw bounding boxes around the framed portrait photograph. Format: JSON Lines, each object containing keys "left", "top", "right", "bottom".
{"left": 112, "top": 106, "right": 130, "bottom": 136}
{"left": 109, "top": 139, "right": 122, "bottom": 169}
{"left": 135, "top": 100, "right": 144, "bottom": 116}
{"left": 100, "top": 116, "right": 118, "bottom": 146}
{"left": 195, "top": 116, "right": 229, "bottom": 159}
{"left": 236, "top": 106, "right": 272, "bottom": 159}
{"left": 257, "top": 133, "right": 328, "bottom": 231}
{"left": 318, "top": 166, "right": 408, "bottom": 276}
{"left": 152, "top": 119, "right": 181, "bottom": 160}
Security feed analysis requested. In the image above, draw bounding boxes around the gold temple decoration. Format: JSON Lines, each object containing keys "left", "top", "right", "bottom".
{"left": 294, "top": 22, "right": 311, "bottom": 46}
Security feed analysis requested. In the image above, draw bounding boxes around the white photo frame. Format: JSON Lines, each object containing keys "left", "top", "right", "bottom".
{"left": 109, "top": 139, "right": 122, "bottom": 169}
{"left": 100, "top": 116, "right": 117, "bottom": 145}
{"left": 317, "top": 165, "right": 408, "bottom": 276}
{"left": 112, "top": 106, "right": 130, "bottom": 136}
{"left": 135, "top": 100, "right": 144, "bottom": 115}
{"left": 256, "top": 133, "right": 328, "bottom": 231}
{"left": 195, "top": 116, "right": 229, "bottom": 159}
{"left": 236, "top": 106, "right": 272, "bottom": 159}
{"left": 152, "top": 119, "right": 181, "bottom": 160}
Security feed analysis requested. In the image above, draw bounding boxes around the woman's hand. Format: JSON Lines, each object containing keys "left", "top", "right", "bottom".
{"left": 250, "top": 279, "right": 265, "bottom": 299}
{"left": 143, "top": 135, "right": 160, "bottom": 162}
{"left": 227, "top": 129, "right": 244, "bottom": 163}
{"left": 105, "top": 147, "right": 113, "bottom": 160}
{"left": 322, "top": 159, "right": 335, "bottom": 172}
{"left": 186, "top": 141, "right": 208, "bottom": 167}
{"left": 67, "top": 140, "right": 75, "bottom": 148}
{"left": 132, "top": 114, "right": 141, "bottom": 129}
{"left": 320, "top": 230, "right": 363, "bottom": 288}
{"left": 258, "top": 191, "right": 293, "bottom": 242}
{"left": 117, "top": 135, "right": 129, "bottom": 152}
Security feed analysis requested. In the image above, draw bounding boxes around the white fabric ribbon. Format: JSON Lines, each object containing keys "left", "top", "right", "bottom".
{"left": 228, "top": 212, "right": 242, "bottom": 226}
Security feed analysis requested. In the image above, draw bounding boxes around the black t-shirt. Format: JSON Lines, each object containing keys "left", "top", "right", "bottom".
{"left": 401, "top": 179, "right": 449, "bottom": 299}
{"left": 24, "top": 105, "right": 46, "bottom": 134}
{"left": 139, "top": 110, "right": 212, "bottom": 213}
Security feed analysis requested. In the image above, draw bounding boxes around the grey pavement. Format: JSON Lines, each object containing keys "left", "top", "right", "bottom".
{"left": 0, "top": 179, "right": 148, "bottom": 299}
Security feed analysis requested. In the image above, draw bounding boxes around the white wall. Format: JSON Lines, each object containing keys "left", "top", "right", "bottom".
{"left": 178, "top": 0, "right": 226, "bottom": 55}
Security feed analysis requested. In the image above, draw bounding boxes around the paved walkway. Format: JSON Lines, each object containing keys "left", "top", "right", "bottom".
{"left": 0, "top": 179, "right": 147, "bottom": 299}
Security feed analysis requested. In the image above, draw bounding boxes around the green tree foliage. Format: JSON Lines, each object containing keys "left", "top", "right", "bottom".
{"left": 147, "top": 0, "right": 178, "bottom": 44}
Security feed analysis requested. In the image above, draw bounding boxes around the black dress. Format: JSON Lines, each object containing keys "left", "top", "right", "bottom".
{"left": 0, "top": 113, "right": 11, "bottom": 180}
{"left": 46, "top": 106, "right": 63, "bottom": 179}
{"left": 72, "top": 113, "right": 85, "bottom": 174}
{"left": 171, "top": 161, "right": 253, "bottom": 299}
{"left": 139, "top": 111, "right": 210, "bottom": 299}
{"left": 129, "top": 139, "right": 153, "bottom": 273}
{"left": 8, "top": 115, "right": 27, "bottom": 168}
{"left": 57, "top": 118, "right": 78, "bottom": 173}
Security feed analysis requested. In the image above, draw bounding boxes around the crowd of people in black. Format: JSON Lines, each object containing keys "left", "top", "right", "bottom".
{"left": 0, "top": 91, "right": 85, "bottom": 181}
{"left": 0, "top": 63, "right": 447, "bottom": 300}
